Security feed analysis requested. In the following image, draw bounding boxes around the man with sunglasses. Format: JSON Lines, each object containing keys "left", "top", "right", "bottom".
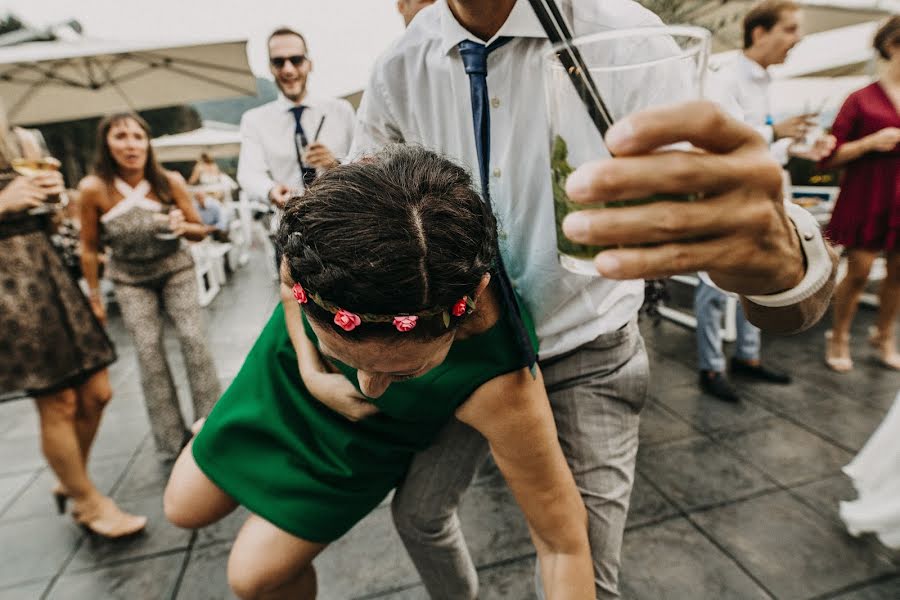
{"left": 237, "top": 27, "right": 355, "bottom": 215}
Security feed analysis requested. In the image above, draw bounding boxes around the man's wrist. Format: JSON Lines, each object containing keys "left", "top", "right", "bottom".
{"left": 745, "top": 204, "right": 833, "bottom": 308}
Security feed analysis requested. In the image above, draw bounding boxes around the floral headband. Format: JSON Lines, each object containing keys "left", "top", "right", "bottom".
{"left": 292, "top": 283, "right": 476, "bottom": 333}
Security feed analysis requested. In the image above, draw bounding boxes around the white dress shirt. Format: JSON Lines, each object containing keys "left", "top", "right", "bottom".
{"left": 708, "top": 53, "right": 792, "bottom": 164}
{"left": 352, "top": 0, "right": 667, "bottom": 359}
{"left": 238, "top": 94, "right": 356, "bottom": 202}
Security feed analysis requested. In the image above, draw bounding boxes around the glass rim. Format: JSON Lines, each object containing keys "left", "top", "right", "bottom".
{"left": 543, "top": 25, "right": 711, "bottom": 74}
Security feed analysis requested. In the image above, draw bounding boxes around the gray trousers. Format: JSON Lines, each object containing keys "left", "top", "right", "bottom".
{"left": 391, "top": 319, "right": 649, "bottom": 599}
{"left": 115, "top": 267, "right": 221, "bottom": 459}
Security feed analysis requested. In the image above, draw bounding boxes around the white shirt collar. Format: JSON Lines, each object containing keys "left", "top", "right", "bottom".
{"left": 737, "top": 52, "right": 770, "bottom": 83}
{"left": 437, "top": 0, "right": 547, "bottom": 55}
{"left": 273, "top": 93, "right": 319, "bottom": 112}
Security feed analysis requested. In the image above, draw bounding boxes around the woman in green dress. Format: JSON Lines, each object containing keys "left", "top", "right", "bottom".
{"left": 164, "top": 146, "right": 593, "bottom": 599}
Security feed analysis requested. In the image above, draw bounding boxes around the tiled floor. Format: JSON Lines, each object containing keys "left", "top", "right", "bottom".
{"left": 1, "top": 250, "right": 898, "bottom": 599}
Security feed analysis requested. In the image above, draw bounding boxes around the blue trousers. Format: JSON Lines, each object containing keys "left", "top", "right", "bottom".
{"left": 694, "top": 280, "right": 760, "bottom": 373}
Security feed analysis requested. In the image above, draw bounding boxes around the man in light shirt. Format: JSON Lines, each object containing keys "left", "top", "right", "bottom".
{"left": 696, "top": 0, "right": 835, "bottom": 402}
{"left": 319, "top": 1, "right": 835, "bottom": 597}
{"left": 237, "top": 27, "right": 355, "bottom": 214}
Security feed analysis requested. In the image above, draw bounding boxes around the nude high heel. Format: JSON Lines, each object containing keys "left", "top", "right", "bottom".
{"left": 868, "top": 326, "right": 900, "bottom": 370}
{"left": 71, "top": 496, "right": 148, "bottom": 539}
{"left": 824, "top": 330, "right": 853, "bottom": 373}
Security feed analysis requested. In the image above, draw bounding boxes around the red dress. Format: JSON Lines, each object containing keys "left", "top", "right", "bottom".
{"left": 824, "top": 82, "right": 900, "bottom": 251}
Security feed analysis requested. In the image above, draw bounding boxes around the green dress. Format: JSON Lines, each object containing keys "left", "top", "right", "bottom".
{"left": 192, "top": 303, "right": 537, "bottom": 543}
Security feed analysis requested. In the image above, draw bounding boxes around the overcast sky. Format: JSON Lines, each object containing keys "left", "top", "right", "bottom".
{"left": 3, "top": 0, "right": 406, "bottom": 98}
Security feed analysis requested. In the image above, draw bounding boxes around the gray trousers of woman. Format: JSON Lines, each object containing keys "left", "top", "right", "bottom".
{"left": 115, "top": 266, "right": 221, "bottom": 459}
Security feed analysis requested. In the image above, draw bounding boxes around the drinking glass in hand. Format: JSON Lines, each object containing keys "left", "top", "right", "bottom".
{"left": 543, "top": 26, "right": 711, "bottom": 275}
{"left": 11, "top": 156, "right": 64, "bottom": 213}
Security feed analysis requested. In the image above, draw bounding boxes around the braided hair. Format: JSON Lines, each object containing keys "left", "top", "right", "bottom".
{"left": 277, "top": 145, "right": 498, "bottom": 340}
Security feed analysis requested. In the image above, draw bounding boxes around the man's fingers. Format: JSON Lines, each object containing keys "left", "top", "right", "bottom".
{"left": 589, "top": 235, "right": 768, "bottom": 282}
{"left": 565, "top": 147, "right": 783, "bottom": 205}
{"left": 561, "top": 192, "right": 767, "bottom": 247}
{"left": 604, "top": 100, "right": 763, "bottom": 157}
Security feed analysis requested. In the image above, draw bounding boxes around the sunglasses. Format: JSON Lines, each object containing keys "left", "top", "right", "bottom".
{"left": 270, "top": 55, "right": 307, "bottom": 69}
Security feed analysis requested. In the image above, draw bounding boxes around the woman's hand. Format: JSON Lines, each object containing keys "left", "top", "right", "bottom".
{"left": 89, "top": 293, "right": 107, "bottom": 325}
{"left": 30, "top": 170, "right": 65, "bottom": 198}
{"left": 303, "top": 368, "right": 379, "bottom": 422}
{"left": 866, "top": 127, "right": 900, "bottom": 153}
{"left": 0, "top": 176, "right": 45, "bottom": 215}
{"left": 168, "top": 208, "right": 188, "bottom": 236}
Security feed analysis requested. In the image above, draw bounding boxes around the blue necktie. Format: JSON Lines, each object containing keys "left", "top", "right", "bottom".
{"left": 458, "top": 37, "right": 536, "bottom": 369}
{"left": 289, "top": 106, "right": 318, "bottom": 187}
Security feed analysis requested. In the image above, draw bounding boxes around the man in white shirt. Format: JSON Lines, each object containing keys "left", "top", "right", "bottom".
{"left": 336, "top": 1, "right": 835, "bottom": 597}
{"left": 237, "top": 27, "right": 355, "bottom": 213}
{"left": 696, "top": 0, "right": 834, "bottom": 402}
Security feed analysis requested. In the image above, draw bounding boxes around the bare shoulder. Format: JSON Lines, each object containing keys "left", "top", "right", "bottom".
{"left": 165, "top": 169, "right": 186, "bottom": 185}
{"left": 78, "top": 175, "right": 106, "bottom": 195}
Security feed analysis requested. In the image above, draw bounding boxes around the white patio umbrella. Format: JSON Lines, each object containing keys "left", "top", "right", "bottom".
{"left": 0, "top": 37, "right": 256, "bottom": 126}
{"left": 151, "top": 120, "right": 241, "bottom": 163}
{"left": 800, "top": 1, "right": 900, "bottom": 35}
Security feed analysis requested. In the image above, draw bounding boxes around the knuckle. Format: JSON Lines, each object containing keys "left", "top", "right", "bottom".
{"left": 698, "top": 102, "right": 728, "bottom": 133}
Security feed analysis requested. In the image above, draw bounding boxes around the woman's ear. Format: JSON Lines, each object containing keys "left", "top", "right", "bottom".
{"left": 473, "top": 272, "right": 491, "bottom": 299}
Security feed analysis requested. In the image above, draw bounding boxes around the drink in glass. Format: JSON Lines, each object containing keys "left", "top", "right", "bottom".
{"left": 543, "top": 26, "right": 711, "bottom": 275}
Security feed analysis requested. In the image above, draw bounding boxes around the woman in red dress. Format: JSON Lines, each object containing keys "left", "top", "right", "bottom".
{"left": 823, "top": 16, "right": 900, "bottom": 372}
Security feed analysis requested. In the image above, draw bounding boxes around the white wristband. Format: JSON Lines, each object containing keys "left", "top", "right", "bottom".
{"left": 745, "top": 203, "right": 833, "bottom": 308}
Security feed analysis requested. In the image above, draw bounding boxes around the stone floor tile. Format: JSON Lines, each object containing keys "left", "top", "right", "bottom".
{"left": 0, "top": 399, "right": 37, "bottom": 441}
{"left": 2, "top": 457, "right": 129, "bottom": 522}
{"left": 638, "top": 436, "right": 775, "bottom": 511}
{"left": 0, "top": 471, "right": 35, "bottom": 516}
{"left": 47, "top": 551, "right": 184, "bottom": 600}
{"left": 691, "top": 491, "right": 896, "bottom": 598}
{"left": 744, "top": 380, "right": 889, "bottom": 453}
{"left": 638, "top": 400, "right": 698, "bottom": 447}
{"left": 829, "top": 575, "right": 900, "bottom": 599}
{"left": 111, "top": 439, "right": 173, "bottom": 502}
{"left": 789, "top": 474, "right": 858, "bottom": 526}
{"left": 459, "top": 473, "right": 533, "bottom": 567}
{"left": 174, "top": 542, "right": 238, "bottom": 600}
{"left": 0, "top": 515, "right": 82, "bottom": 587}
{"left": 654, "top": 380, "right": 774, "bottom": 434}
{"left": 0, "top": 434, "right": 44, "bottom": 476}
{"left": 626, "top": 473, "right": 679, "bottom": 530}
{"left": 619, "top": 517, "right": 769, "bottom": 600}
{"left": 0, "top": 578, "right": 51, "bottom": 599}
{"left": 478, "top": 557, "right": 539, "bottom": 600}
{"left": 66, "top": 494, "right": 190, "bottom": 570}
{"left": 715, "top": 417, "right": 853, "bottom": 486}
{"left": 315, "top": 505, "right": 420, "bottom": 599}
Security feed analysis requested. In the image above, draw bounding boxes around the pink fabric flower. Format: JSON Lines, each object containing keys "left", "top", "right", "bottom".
{"left": 451, "top": 297, "right": 468, "bottom": 317}
{"left": 334, "top": 309, "right": 361, "bottom": 331}
{"left": 393, "top": 315, "right": 418, "bottom": 332}
{"left": 292, "top": 283, "right": 308, "bottom": 304}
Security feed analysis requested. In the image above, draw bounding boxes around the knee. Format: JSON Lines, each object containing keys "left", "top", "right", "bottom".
{"left": 227, "top": 557, "right": 305, "bottom": 600}
{"left": 391, "top": 493, "right": 454, "bottom": 540}
{"left": 84, "top": 382, "right": 113, "bottom": 413}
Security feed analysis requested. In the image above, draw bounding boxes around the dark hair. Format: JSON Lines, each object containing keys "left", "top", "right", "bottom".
{"left": 874, "top": 16, "right": 900, "bottom": 60}
{"left": 93, "top": 113, "right": 173, "bottom": 203}
{"left": 267, "top": 27, "right": 308, "bottom": 57}
{"left": 200, "top": 152, "right": 212, "bottom": 163}
{"left": 743, "top": 1, "right": 799, "bottom": 49}
{"left": 277, "top": 145, "right": 498, "bottom": 340}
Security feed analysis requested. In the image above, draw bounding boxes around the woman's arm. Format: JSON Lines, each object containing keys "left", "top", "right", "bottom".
{"left": 456, "top": 367, "right": 593, "bottom": 598}
{"left": 78, "top": 178, "right": 107, "bottom": 322}
{"left": 187, "top": 163, "right": 202, "bottom": 185}
{"left": 168, "top": 171, "right": 208, "bottom": 241}
{"left": 279, "top": 282, "right": 378, "bottom": 421}
{"left": 823, "top": 128, "right": 900, "bottom": 169}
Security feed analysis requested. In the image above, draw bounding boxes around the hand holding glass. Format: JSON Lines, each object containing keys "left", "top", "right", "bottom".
{"left": 543, "top": 26, "right": 711, "bottom": 275}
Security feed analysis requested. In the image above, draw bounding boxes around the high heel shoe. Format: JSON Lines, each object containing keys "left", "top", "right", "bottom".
{"left": 868, "top": 326, "right": 900, "bottom": 370}
{"left": 53, "top": 489, "right": 68, "bottom": 515}
{"left": 824, "top": 330, "right": 853, "bottom": 372}
{"left": 71, "top": 496, "right": 148, "bottom": 539}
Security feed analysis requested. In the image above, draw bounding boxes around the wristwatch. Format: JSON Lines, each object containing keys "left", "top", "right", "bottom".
{"left": 744, "top": 202, "right": 833, "bottom": 308}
